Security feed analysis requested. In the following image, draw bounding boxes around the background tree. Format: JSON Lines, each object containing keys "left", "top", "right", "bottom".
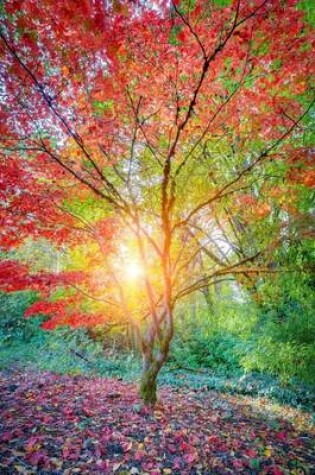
{"left": 0, "top": 0, "right": 314, "bottom": 403}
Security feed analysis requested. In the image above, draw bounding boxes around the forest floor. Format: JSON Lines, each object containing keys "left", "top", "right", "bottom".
{"left": 0, "top": 370, "right": 314, "bottom": 475}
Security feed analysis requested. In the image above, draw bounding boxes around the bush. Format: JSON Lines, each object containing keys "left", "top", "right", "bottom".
{"left": 171, "top": 325, "right": 243, "bottom": 375}
{"left": 0, "top": 291, "right": 140, "bottom": 378}
{"left": 241, "top": 337, "right": 315, "bottom": 383}
{"left": 0, "top": 291, "right": 38, "bottom": 344}
{"left": 0, "top": 325, "right": 141, "bottom": 378}
{"left": 242, "top": 267, "right": 315, "bottom": 384}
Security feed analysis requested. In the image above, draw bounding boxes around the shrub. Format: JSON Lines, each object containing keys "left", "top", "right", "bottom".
{"left": 0, "top": 291, "right": 38, "bottom": 344}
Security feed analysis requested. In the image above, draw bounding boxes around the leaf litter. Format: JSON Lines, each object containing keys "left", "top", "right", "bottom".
{"left": 0, "top": 370, "right": 314, "bottom": 474}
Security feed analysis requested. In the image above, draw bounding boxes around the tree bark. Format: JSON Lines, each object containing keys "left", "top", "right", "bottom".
{"left": 139, "top": 359, "right": 160, "bottom": 405}
{"left": 139, "top": 349, "right": 165, "bottom": 405}
{"left": 201, "top": 286, "right": 214, "bottom": 314}
{"left": 139, "top": 311, "right": 173, "bottom": 405}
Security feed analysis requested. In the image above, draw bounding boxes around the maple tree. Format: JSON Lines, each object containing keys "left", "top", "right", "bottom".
{"left": 0, "top": 0, "right": 314, "bottom": 403}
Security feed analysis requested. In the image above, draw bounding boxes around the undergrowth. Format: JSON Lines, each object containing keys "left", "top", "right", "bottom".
{"left": 0, "top": 291, "right": 314, "bottom": 414}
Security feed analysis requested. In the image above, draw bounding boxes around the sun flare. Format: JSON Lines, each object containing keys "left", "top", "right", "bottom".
{"left": 125, "top": 261, "right": 144, "bottom": 279}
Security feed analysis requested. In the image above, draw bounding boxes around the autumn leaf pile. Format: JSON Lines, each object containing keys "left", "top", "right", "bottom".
{"left": 0, "top": 370, "right": 314, "bottom": 474}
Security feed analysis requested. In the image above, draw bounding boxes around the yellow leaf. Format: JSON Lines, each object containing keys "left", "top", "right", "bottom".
{"left": 14, "top": 466, "right": 28, "bottom": 474}
{"left": 154, "top": 410, "right": 163, "bottom": 419}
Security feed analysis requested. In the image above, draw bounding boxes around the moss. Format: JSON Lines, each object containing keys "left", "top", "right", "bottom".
{"left": 139, "top": 371, "right": 158, "bottom": 405}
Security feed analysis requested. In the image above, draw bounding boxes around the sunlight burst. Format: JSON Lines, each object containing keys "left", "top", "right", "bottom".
{"left": 125, "top": 261, "right": 144, "bottom": 280}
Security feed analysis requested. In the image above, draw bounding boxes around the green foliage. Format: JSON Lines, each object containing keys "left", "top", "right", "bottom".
{"left": 298, "top": 0, "right": 315, "bottom": 27}
{"left": 0, "top": 291, "right": 38, "bottom": 344}
{"left": 242, "top": 249, "right": 315, "bottom": 383}
{"left": 241, "top": 338, "right": 315, "bottom": 383}
{"left": 168, "top": 263, "right": 315, "bottom": 405}
{"left": 0, "top": 291, "right": 140, "bottom": 378}
{"left": 159, "top": 369, "right": 315, "bottom": 412}
{"left": 92, "top": 99, "right": 114, "bottom": 113}
{"left": 1, "top": 262, "right": 314, "bottom": 411}
{"left": 213, "top": 0, "right": 232, "bottom": 7}
{"left": 168, "top": 25, "right": 181, "bottom": 46}
{"left": 171, "top": 328, "right": 243, "bottom": 375}
{"left": 0, "top": 326, "right": 140, "bottom": 378}
{"left": 12, "top": 238, "right": 60, "bottom": 272}
{"left": 177, "top": 0, "right": 197, "bottom": 14}
{"left": 171, "top": 288, "right": 258, "bottom": 376}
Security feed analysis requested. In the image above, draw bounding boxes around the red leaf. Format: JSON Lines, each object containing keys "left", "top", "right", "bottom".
{"left": 276, "top": 432, "right": 287, "bottom": 441}
{"left": 184, "top": 452, "right": 197, "bottom": 464}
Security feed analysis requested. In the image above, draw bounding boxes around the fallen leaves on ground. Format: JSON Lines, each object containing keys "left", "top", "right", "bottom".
{"left": 0, "top": 370, "right": 314, "bottom": 474}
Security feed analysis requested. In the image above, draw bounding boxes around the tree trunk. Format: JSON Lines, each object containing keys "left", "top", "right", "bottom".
{"left": 139, "top": 350, "right": 164, "bottom": 404}
{"left": 139, "top": 362, "right": 159, "bottom": 405}
{"left": 139, "top": 323, "right": 172, "bottom": 405}
{"left": 201, "top": 286, "right": 214, "bottom": 314}
{"left": 138, "top": 295, "right": 173, "bottom": 404}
